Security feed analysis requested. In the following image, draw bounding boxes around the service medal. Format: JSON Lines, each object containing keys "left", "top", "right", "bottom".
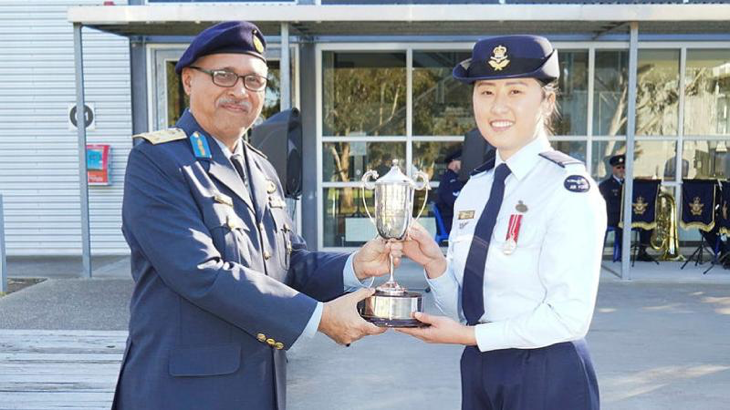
{"left": 503, "top": 238, "right": 517, "bottom": 255}
{"left": 503, "top": 214, "right": 522, "bottom": 255}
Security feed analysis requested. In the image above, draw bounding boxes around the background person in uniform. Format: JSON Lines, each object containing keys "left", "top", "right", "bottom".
{"left": 397, "top": 35, "right": 603, "bottom": 410}
{"left": 436, "top": 148, "right": 465, "bottom": 234}
{"left": 113, "top": 21, "right": 399, "bottom": 410}
{"left": 599, "top": 154, "right": 652, "bottom": 261}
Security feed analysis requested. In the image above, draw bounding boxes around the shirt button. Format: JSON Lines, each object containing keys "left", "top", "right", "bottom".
{"left": 274, "top": 342, "right": 284, "bottom": 350}
{"left": 257, "top": 333, "right": 266, "bottom": 343}
{"left": 263, "top": 251, "right": 271, "bottom": 260}
{"left": 259, "top": 222, "right": 265, "bottom": 231}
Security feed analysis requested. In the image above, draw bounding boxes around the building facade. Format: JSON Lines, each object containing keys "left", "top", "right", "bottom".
{"left": 1, "top": 0, "right": 729, "bottom": 256}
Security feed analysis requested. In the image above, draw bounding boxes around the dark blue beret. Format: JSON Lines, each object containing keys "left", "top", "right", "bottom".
{"left": 453, "top": 35, "right": 559, "bottom": 84}
{"left": 609, "top": 155, "right": 625, "bottom": 167}
{"left": 175, "top": 21, "right": 267, "bottom": 75}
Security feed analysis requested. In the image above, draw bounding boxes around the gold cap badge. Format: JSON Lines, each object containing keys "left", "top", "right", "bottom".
{"left": 488, "top": 45, "right": 510, "bottom": 71}
{"left": 252, "top": 32, "right": 265, "bottom": 54}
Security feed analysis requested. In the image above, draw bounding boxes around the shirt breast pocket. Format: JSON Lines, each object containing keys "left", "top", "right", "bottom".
{"left": 202, "top": 203, "right": 251, "bottom": 264}
{"left": 492, "top": 214, "right": 544, "bottom": 252}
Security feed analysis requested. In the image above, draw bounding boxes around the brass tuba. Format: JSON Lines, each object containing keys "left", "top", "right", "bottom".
{"left": 650, "top": 191, "right": 685, "bottom": 261}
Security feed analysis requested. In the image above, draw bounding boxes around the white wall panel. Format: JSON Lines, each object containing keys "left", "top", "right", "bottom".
{"left": 0, "top": 0, "right": 132, "bottom": 255}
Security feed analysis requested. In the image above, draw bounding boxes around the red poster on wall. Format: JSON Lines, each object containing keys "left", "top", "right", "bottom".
{"left": 87, "top": 144, "right": 111, "bottom": 185}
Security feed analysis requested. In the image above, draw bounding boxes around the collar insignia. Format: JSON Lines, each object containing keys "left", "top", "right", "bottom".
{"left": 488, "top": 45, "right": 510, "bottom": 71}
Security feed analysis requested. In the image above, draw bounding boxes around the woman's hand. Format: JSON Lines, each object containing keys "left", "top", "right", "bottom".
{"left": 395, "top": 312, "right": 477, "bottom": 346}
{"left": 402, "top": 222, "right": 447, "bottom": 279}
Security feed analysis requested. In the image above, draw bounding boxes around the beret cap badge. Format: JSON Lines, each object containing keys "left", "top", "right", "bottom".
{"left": 252, "top": 31, "right": 265, "bottom": 54}
{"left": 488, "top": 45, "right": 510, "bottom": 71}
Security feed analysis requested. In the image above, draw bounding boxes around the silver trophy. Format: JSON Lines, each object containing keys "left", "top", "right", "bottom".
{"left": 357, "top": 159, "right": 430, "bottom": 327}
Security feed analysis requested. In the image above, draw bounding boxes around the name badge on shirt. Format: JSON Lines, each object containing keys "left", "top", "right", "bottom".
{"left": 458, "top": 210, "right": 475, "bottom": 220}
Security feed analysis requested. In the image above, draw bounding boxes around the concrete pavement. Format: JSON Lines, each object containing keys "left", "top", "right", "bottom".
{"left": 0, "top": 256, "right": 729, "bottom": 409}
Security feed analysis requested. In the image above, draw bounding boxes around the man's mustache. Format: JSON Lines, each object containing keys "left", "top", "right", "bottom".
{"left": 218, "top": 98, "right": 252, "bottom": 111}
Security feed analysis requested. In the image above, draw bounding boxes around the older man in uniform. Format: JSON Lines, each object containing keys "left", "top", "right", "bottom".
{"left": 599, "top": 154, "right": 652, "bottom": 261}
{"left": 113, "top": 21, "right": 397, "bottom": 410}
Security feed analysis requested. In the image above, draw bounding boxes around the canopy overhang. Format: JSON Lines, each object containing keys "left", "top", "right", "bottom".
{"left": 68, "top": 4, "right": 730, "bottom": 38}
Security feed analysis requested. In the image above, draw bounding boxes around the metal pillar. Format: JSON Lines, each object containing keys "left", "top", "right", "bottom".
{"left": 620, "top": 22, "right": 640, "bottom": 280}
{"left": 0, "top": 195, "right": 7, "bottom": 294}
{"left": 73, "top": 23, "right": 92, "bottom": 278}
{"left": 280, "top": 23, "right": 291, "bottom": 111}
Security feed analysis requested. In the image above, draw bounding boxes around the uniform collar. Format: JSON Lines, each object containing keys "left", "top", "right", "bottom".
{"left": 177, "top": 109, "right": 244, "bottom": 160}
{"left": 495, "top": 135, "right": 551, "bottom": 181}
{"left": 212, "top": 136, "right": 244, "bottom": 160}
{"left": 613, "top": 175, "right": 624, "bottom": 184}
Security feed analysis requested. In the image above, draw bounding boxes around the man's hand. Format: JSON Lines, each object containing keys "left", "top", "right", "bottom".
{"left": 395, "top": 312, "right": 476, "bottom": 346}
{"left": 318, "top": 288, "right": 386, "bottom": 345}
{"left": 402, "top": 222, "right": 447, "bottom": 279}
{"left": 353, "top": 238, "right": 404, "bottom": 281}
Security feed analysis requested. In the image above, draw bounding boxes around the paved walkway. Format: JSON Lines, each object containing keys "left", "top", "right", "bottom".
{"left": 0, "top": 257, "right": 728, "bottom": 409}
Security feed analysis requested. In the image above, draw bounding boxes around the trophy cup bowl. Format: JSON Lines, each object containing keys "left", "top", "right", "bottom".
{"left": 357, "top": 160, "right": 430, "bottom": 327}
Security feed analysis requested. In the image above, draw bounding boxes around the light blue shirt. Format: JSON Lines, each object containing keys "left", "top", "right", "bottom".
{"left": 213, "top": 138, "right": 371, "bottom": 344}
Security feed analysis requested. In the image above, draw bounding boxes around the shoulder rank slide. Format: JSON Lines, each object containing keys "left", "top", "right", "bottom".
{"left": 132, "top": 128, "right": 187, "bottom": 145}
{"left": 539, "top": 150, "right": 583, "bottom": 168}
{"left": 190, "top": 131, "right": 212, "bottom": 159}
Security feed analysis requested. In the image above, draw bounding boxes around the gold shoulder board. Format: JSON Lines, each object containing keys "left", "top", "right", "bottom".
{"left": 244, "top": 141, "right": 268, "bottom": 159}
{"left": 133, "top": 128, "right": 187, "bottom": 145}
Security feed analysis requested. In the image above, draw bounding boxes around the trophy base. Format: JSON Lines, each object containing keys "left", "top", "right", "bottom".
{"left": 358, "top": 289, "right": 427, "bottom": 328}
{"left": 363, "top": 316, "right": 429, "bottom": 328}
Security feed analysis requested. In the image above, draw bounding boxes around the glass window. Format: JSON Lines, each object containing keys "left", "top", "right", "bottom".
{"left": 635, "top": 140, "right": 678, "bottom": 179}
{"left": 412, "top": 51, "right": 473, "bottom": 136}
{"left": 683, "top": 140, "right": 730, "bottom": 179}
{"left": 555, "top": 50, "right": 589, "bottom": 136}
{"left": 591, "top": 140, "right": 626, "bottom": 181}
{"left": 322, "top": 52, "right": 407, "bottom": 137}
{"left": 322, "top": 186, "right": 434, "bottom": 247}
{"left": 636, "top": 50, "right": 680, "bottom": 136}
{"left": 166, "top": 60, "right": 188, "bottom": 127}
{"left": 684, "top": 50, "right": 730, "bottom": 136}
{"left": 594, "top": 51, "right": 628, "bottom": 136}
{"left": 322, "top": 142, "right": 406, "bottom": 182}
{"left": 412, "top": 141, "right": 463, "bottom": 183}
{"left": 551, "top": 140, "right": 587, "bottom": 164}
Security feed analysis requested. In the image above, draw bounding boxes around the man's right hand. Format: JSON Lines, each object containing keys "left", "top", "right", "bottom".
{"left": 318, "top": 288, "right": 386, "bottom": 345}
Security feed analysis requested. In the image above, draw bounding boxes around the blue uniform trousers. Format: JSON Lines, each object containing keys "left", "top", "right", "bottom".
{"left": 460, "top": 339, "right": 599, "bottom": 410}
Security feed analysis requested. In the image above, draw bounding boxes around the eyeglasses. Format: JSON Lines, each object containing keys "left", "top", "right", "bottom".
{"left": 615, "top": 165, "right": 625, "bottom": 169}
{"left": 189, "top": 66, "right": 267, "bottom": 92}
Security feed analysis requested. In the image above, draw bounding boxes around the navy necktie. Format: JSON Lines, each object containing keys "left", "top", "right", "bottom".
{"left": 231, "top": 153, "right": 248, "bottom": 188}
{"left": 462, "top": 163, "right": 511, "bottom": 325}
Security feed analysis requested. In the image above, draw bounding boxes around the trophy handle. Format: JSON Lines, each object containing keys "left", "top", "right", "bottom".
{"left": 360, "top": 170, "right": 379, "bottom": 225}
{"left": 413, "top": 170, "right": 431, "bottom": 221}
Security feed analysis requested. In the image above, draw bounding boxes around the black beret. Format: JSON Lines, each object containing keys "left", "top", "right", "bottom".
{"left": 609, "top": 155, "right": 626, "bottom": 167}
{"left": 453, "top": 35, "right": 559, "bottom": 84}
{"left": 444, "top": 149, "right": 462, "bottom": 164}
{"left": 175, "top": 21, "right": 267, "bottom": 75}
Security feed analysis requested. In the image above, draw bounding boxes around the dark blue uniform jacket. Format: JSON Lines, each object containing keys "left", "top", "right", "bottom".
{"left": 113, "top": 110, "right": 349, "bottom": 410}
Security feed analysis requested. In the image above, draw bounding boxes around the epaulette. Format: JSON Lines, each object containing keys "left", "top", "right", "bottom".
{"left": 539, "top": 150, "right": 584, "bottom": 168}
{"left": 244, "top": 141, "right": 268, "bottom": 159}
{"left": 132, "top": 128, "right": 187, "bottom": 145}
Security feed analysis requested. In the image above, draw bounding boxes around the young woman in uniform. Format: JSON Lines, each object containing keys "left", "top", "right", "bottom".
{"left": 397, "top": 35, "right": 605, "bottom": 410}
